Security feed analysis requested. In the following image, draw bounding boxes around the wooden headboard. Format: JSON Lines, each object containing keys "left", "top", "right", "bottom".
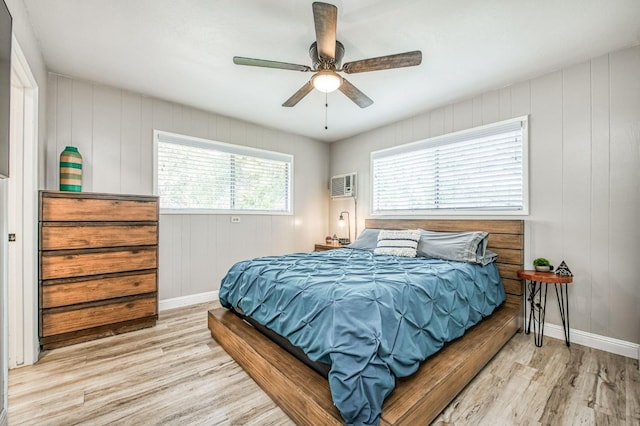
{"left": 365, "top": 219, "right": 524, "bottom": 308}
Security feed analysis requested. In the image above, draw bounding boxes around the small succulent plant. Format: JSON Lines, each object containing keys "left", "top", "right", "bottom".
{"left": 533, "top": 257, "right": 551, "bottom": 267}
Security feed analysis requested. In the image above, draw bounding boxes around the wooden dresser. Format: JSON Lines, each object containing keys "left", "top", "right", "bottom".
{"left": 39, "top": 191, "right": 159, "bottom": 350}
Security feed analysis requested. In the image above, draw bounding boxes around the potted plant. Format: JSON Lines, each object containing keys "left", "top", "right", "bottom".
{"left": 533, "top": 257, "right": 553, "bottom": 272}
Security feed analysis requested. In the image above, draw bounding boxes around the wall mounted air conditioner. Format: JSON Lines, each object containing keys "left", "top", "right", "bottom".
{"left": 330, "top": 173, "right": 356, "bottom": 198}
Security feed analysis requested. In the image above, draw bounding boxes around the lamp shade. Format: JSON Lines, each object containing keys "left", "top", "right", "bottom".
{"left": 312, "top": 70, "right": 342, "bottom": 93}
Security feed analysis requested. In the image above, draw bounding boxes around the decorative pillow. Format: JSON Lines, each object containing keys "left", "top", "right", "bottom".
{"left": 417, "top": 230, "right": 490, "bottom": 264}
{"left": 346, "top": 228, "right": 381, "bottom": 251}
{"left": 374, "top": 229, "right": 421, "bottom": 257}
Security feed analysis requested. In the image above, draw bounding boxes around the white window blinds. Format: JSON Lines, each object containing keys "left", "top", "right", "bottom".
{"left": 155, "top": 131, "right": 292, "bottom": 213}
{"left": 371, "top": 116, "right": 528, "bottom": 215}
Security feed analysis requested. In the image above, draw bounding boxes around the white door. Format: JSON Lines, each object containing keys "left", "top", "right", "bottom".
{"left": 6, "top": 37, "right": 38, "bottom": 369}
{"left": 7, "top": 80, "right": 25, "bottom": 367}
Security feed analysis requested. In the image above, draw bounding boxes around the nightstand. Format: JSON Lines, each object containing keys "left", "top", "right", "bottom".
{"left": 314, "top": 242, "right": 345, "bottom": 251}
{"left": 517, "top": 270, "right": 573, "bottom": 348}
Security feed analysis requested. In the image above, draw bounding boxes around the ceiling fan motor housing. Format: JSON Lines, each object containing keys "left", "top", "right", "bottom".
{"left": 309, "top": 41, "right": 345, "bottom": 69}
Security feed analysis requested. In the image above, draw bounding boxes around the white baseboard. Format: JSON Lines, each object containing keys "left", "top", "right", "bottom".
{"left": 544, "top": 323, "right": 639, "bottom": 360}
{"left": 159, "top": 291, "right": 219, "bottom": 312}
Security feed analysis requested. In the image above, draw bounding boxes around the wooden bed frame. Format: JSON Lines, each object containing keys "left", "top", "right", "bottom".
{"left": 208, "top": 219, "right": 523, "bottom": 425}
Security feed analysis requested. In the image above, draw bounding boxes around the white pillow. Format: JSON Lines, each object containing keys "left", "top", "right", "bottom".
{"left": 374, "top": 229, "right": 421, "bottom": 257}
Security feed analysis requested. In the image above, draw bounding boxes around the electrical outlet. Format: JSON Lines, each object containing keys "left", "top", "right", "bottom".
{"left": 231, "top": 216, "right": 241, "bottom": 223}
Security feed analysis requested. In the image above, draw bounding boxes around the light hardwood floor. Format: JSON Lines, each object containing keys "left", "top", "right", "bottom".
{"left": 9, "top": 302, "right": 639, "bottom": 425}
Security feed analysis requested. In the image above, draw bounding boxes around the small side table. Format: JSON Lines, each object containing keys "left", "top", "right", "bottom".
{"left": 314, "top": 242, "right": 345, "bottom": 252}
{"left": 517, "top": 270, "right": 573, "bottom": 347}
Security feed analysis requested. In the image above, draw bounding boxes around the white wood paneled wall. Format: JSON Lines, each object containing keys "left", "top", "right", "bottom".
{"left": 46, "top": 74, "right": 330, "bottom": 300}
{"left": 330, "top": 46, "right": 640, "bottom": 345}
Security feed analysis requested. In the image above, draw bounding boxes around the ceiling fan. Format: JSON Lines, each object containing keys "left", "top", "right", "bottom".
{"left": 233, "top": 2, "right": 422, "bottom": 108}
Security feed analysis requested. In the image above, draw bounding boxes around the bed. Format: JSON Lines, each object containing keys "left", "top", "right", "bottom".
{"left": 208, "top": 219, "right": 524, "bottom": 425}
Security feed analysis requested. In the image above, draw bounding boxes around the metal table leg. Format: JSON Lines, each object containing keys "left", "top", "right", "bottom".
{"left": 525, "top": 280, "right": 548, "bottom": 347}
{"left": 555, "top": 283, "right": 570, "bottom": 346}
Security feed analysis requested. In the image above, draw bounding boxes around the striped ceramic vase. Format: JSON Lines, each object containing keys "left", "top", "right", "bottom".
{"left": 59, "top": 146, "right": 82, "bottom": 192}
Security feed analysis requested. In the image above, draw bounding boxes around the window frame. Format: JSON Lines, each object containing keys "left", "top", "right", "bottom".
{"left": 153, "top": 130, "right": 294, "bottom": 215}
{"left": 370, "top": 116, "right": 529, "bottom": 217}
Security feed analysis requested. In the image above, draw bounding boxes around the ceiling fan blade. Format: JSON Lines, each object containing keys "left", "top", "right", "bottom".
{"left": 343, "top": 50, "right": 422, "bottom": 74}
{"left": 282, "top": 81, "right": 314, "bottom": 107}
{"left": 339, "top": 78, "right": 373, "bottom": 108}
{"left": 312, "top": 2, "right": 337, "bottom": 61}
{"left": 233, "top": 56, "right": 312, "bottom": 72}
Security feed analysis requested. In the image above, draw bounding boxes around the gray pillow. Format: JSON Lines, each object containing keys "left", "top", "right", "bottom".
{"left": 417, "top": 230, "right": 490, "bottom": 264}
{"left": 346, "top": 228, "right": 381, "bottom": 250}
{"left": 478, "top": 249, "right": 499, "bottom": 266}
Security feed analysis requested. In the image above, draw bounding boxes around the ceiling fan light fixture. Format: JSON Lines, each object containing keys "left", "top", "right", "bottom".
{"left": 312, "top": 70, "right": 342, "bottom": 93}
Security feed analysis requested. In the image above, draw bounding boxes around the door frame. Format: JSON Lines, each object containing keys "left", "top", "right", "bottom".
{"left": 7, "top": 35, "right": 39, "bottom": 369}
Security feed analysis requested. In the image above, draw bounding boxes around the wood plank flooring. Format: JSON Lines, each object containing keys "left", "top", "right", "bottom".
{"left": 9, "top": 302, "right": 639, "bottom": 425}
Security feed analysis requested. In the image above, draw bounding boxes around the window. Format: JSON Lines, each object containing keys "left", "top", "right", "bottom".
{"left": 371, "top": 116, "right": 528, "bottom": 215}
{"left": 154, "top": 131, "right": 292, "bottom": 214}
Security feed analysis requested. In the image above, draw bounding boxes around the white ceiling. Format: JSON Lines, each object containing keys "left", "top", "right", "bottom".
{"left": 22, "top": 0, "right": 640, "bottom": 142}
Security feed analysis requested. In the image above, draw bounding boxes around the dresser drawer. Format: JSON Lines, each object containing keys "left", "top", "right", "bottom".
{"left": 41, "top": 224, "right": 158, "bottom": 250}
{"left": 41, "top": 195, "right": 157, "bottom": 222}
{"left": 41, "top": 247, "right": 157, "bottom": 280}
{"left": 41, "top": 295, "right": 157, "bottom": 337}
{"left": 42, "top": 272, "right": 157, "bottom": 308}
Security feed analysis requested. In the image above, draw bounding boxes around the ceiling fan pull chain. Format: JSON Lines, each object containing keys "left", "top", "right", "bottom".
{"left": 325, "top": 92, "right": 329, "bottom": 130}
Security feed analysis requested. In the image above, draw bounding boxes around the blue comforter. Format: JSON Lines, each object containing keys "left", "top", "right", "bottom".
{"left": 219, "top": 249, "right": 505, "bottom": 425}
